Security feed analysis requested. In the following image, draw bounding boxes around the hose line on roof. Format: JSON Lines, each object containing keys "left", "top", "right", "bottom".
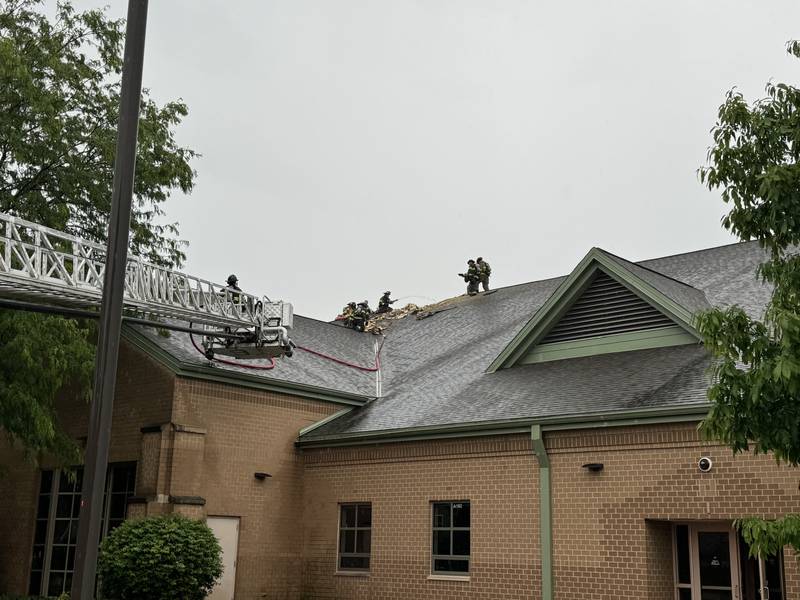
{"left": 293, "top": 335, "right": 384, "bottom": 373}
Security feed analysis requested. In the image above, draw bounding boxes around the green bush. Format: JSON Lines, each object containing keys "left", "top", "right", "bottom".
{"left": 97, "top": 514, "right": 222, "bottom": 600}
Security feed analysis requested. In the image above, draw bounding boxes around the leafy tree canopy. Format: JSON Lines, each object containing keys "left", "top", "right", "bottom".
{"left": 698, "top": 40, "right": 800, "bottom": 555}
{"left": 0, "top": 0, "right": 196, "bottom": 463}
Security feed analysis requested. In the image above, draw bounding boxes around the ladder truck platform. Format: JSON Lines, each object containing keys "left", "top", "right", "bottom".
{"left": 0, "top": 212, "right": 293, "bottom": 361}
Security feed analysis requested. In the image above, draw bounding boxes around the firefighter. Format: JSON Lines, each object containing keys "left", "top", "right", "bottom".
{"left": 341, "top": 301, "right": 357, "bottom": 328}
{"left": 225, "top": 274, "right": 241, "bottom": 292}
{"left": 221, "top": 274, "right": 243, "bottom": 305}
{"left": 352, "top": 301, "right": 371, "bottom": 332}
{"left": 476, "top": 257, "right": 491, "bottom": 291}
{"left": 458, "top": 260, "right": 480, "bottom": 296}
{"left": 377, "top": 291, "right": 395, "bottom": 314}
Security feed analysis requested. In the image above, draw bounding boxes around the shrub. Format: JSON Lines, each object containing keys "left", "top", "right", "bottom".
{"left": 97, "top": 514, "right": 222, "bottom": 600}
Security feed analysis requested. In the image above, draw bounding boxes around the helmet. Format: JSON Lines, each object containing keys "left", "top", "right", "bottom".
{"left": 477, "top": 257, "right": 483, "bottom": 262}
{"left": 468, "top": 259, "right": 475, "bottom": 265}
{"left": 348, "top": 302, "right": 356, "bottom": 307}
{"left": 226, "top": 274, "right": 238, "bottom": 285}
{"left": 384, "top": 291, "right": 391, "bottom": 295}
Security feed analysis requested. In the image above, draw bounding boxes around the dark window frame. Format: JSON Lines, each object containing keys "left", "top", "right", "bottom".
{"left": 337, "top": 502, "right": 372, "bottom": 572}
{"left": 28, "top": 462, "right": 136, "bottom": 597}
{"left": 431, "top": 500, "right": 470, "bottom": 575}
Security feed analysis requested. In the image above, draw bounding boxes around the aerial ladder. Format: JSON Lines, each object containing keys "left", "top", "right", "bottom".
{"left": 0, "top": 211, "right": 294, "bottom": 361}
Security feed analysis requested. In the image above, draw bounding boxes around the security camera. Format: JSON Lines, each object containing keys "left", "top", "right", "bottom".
{"left": 698, "top": 457, "right": 713, "bottom": 473}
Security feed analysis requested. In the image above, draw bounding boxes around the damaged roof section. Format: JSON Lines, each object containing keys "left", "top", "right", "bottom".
{"left": 298, "top": 240, "right": 770, "bottom": 442}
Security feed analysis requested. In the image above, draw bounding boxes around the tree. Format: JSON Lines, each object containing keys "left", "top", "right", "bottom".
{"left": 98, "top": 515, "right": 223, "bottom": 600}
{"left": 698, "top": 40, "right": 800, "bottom": 555}
{"left": 0, "top": 0, "right": 197, "bottom": 463}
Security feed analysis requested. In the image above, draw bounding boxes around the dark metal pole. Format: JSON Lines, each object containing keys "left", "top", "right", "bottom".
{"left": 70, "top": 2, "right": 149, "bottom": 598}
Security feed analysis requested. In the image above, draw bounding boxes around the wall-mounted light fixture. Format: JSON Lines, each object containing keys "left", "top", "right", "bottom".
{"left": 581, "top": 463, "right": 604, "bottom": 473}
{"left": 254, "top": 472, "right": 272, "bottom": 481}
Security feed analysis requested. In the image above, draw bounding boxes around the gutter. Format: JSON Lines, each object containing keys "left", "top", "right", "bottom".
{"left": 531, "top": 425, "right": 553, "bottom": 600}
{"left": 295, "top": 404, "right": 709, "bottom": 447}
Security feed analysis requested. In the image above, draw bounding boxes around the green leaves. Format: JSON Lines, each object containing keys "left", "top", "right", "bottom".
{"left": 0, "top": 309, "right": 93, "bottom": 465}
{"left": 699, "top": 39, "right": 800, "bottom": 555}
{"left": 0, "top": 0, "right": 197, "bottom": 268}
{"left": 98, "top": 515, "right": 223, "bottom": 600}
{"left": 0, "top": 0, "right": 196, "bottom": 463}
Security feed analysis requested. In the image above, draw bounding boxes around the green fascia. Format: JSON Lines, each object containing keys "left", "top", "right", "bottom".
{"left": 298, "top": 408, "right": 354, "bottom": 437}
{"left": 295, "top": 404, "right": 710, "bottom": 447}
{"left": 487, "top": 248, "right": 702, "bottom": 373}
{"left": 531, "top": 425, "right": 553, "bottom": 600}
{"left": 122, "top": 327, "right": 370, "bottom": 407}
{"left": 520, "top": 326, "right": 698, "bottom": 364}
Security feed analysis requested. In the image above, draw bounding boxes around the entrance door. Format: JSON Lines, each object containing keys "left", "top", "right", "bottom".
{"left": 207, "top": 516, "right": 240, "bottom": 600}
{"left": 690, "top": 523, "right": 741, "bottom": 600}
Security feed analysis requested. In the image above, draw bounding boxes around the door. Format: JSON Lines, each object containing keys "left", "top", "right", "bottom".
{"left": 207, "top": 516, "right": 240, "bottom": 600}
{"left": 689, "top": 523, "right": 741, "bottom": 600}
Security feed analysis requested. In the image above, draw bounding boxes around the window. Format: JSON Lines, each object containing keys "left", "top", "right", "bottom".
{"left": 432, "top": 501, "right": 470, "bottom": 575}
{"left": 338, "top": 503, "right": 371, "bottom": 571}
{"left": 28, "top": 463, "right": 136, "bottom": 597}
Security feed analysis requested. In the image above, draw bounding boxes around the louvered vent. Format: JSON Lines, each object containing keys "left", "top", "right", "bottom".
{"left": 541, "top": 271, "right": 674, "bottom": 344}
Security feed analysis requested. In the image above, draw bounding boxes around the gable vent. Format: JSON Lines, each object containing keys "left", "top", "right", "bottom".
{"left": 541, "top": 271, "right": 674, "bottom": 344}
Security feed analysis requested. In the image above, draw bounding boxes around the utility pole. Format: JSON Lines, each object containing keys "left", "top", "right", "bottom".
{"left": 70, "top": 1, "right": 149, "bottom": 598}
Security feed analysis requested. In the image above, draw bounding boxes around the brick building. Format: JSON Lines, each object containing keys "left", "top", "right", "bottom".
{"left": 0, "top": 240, "right": 797, "bottom": 599}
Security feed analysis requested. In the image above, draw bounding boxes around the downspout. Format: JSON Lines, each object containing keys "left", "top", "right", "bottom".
{"left": 374, "top": 338, "right": 382, "bottom": 397}
{"left": 531, "top": 424, "right": 553, "bottom": 600}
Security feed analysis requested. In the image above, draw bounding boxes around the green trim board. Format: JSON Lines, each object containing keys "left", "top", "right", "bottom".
{"left": 531, "top": 425, "right": 553, "bottom": 600}
{"left": 487, "top": 248, "right": 705, "bottom": 372}
{"left": 295, "top": 404, "right": 710, "bottom": 447}
{"left": 122, "top": 326, "right": 371, "bottom": 407}
{"left": 520, "top": 325, "right": 698, "bottom": 364}
{"left": 298, "top": 408, "right": 354, "bottom": 437}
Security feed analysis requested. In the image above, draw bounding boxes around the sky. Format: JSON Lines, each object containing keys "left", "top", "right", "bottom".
{"left": 69, "top": 0, "right": 800, "bottom": 320}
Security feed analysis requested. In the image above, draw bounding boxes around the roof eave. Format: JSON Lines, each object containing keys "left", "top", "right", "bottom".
{"left": 122, "top": 326, "right": 372, "bottom": 407}
{"left": 295, "top": 403, "right": 710, "bottom": 448}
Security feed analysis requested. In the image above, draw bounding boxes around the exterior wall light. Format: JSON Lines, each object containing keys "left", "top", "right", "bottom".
{"left": 581, "top": 463, "right": 604, "bottom": 473}
{"left": 254, "top": 472, "right": 272, "bottom": 480}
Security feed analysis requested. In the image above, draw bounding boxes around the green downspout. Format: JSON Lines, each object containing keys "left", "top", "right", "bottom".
{"left": 531, "top": 424, "right": 553, "bottom": 600}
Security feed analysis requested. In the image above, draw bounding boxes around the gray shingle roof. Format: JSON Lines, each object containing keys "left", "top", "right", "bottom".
{"left": 129, "top": 314, "right": 378, "bottom": 398}
{"left": 129, "top": 240, "right": 771, "bottom": 439}
{"left": 300, "top": 240, "right": 771, "bottom": 440}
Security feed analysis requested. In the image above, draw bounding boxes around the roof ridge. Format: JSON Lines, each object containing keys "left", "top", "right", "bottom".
{"left": 598, "top": 248, "right": 706, "bottom": 294}
{"left": 636, "top": 238, "right": 757, "bottom": 264}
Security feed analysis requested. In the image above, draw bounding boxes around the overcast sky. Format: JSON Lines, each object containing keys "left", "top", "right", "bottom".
{"left": 71, "top": 0, "right": 800, "bottom": 319}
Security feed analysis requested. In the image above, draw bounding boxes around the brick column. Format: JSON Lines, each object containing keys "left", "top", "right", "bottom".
{"left": 127, "top": 423, "right": 207, "bottom": 519}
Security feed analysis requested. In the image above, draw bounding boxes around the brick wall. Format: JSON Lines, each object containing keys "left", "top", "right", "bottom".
{"left": 301, "top": 423, "right": 800, "bottom": 600}
{"left": 0, "top": 341, "right": 174, "bottom": 594}
{"left": 548, "top": 422, "right": 800, "bottom": 599}
{"left": 170, "top": 378, "right": 340, "bottom": 600}
{"left": 302, "top": 435, "right": 540, "bottom": 600}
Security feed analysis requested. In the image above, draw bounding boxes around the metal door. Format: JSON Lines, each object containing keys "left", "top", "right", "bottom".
{"left": 206, "top": 516, "right": 240, "bottom": 600}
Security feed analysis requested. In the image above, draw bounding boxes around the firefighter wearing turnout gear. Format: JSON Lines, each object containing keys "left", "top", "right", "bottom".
{"left": 352, "top": 301, "right": 372, "bottom": 332}
{"left": 458, "top": 260, "right": 480, "bottom": 296}
{"left": 377, "top": 291, "right": 395, "bottom": 314}
{"left": 341, "top": 302, "right": 357, "bottom": 328}
{"left": 476, "top": 257, "right": 491, "bottom": 291}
